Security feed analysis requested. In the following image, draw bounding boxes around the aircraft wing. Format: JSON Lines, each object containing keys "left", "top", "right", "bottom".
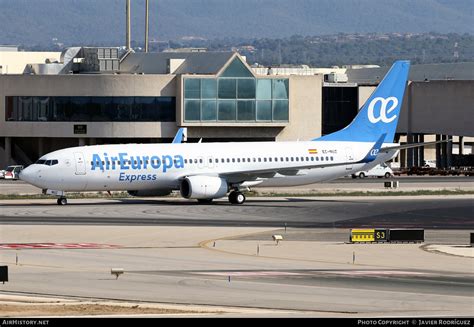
{"left": 218, "top": 160, "right": 355, "bottom": 182}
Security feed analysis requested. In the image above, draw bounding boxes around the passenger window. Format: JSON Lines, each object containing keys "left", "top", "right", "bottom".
{"left": 226, "top": 158, "right": 230, "bottom": 163}
{"left": 247, "top": 158, "right": 251, "bottom": 162}
{"left": 199, "top": 159, "right": 203, "bottom": 164}
{"left": 291, "top": 157, "right": 294, "bottom": 161}
{"left": 331, "top": 156, "right": 334, "bottom": 161}
{"left": 306, "top": 157, "right": 309, "bottom": 161}
{"left": 269, "top": 158, "right": 272, "bottom": 162}
{"left": 296, "top": 157, "right": 299, "bottom": 161}
{"left": 326, "top": 156, "right": 329, "bottom": 161}
{"left": 237, "top": 158, "right": 241, "bottom": 163}
{"left": 232, "top": 158, "right": 235, "bottom": 163}
{"left": 316, "top": 157, "right": 319, "bottom": 161}
{"left": 286, "top": 157, "right": 289, "bottom": 161}
{"left": 258, "top": 158, "right": 261, "bottom": 162}
{"left": 321, "top": 157, "right": 324, "bottom": 161}
{"left": 311, "top": 157, "right": 314, "bottom": 161}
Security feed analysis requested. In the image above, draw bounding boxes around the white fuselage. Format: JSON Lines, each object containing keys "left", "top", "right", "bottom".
{"left": 21, "top": 140, "right": 397, "bottom": 193}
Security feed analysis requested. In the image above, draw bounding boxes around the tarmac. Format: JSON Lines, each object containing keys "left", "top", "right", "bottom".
{"left": 0, "top": 177, "right": 473, "bottom": 317}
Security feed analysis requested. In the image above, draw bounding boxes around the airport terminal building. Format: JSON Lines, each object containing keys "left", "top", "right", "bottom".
{"left": 0, "top": 46, "right": 473, "bottom": 168}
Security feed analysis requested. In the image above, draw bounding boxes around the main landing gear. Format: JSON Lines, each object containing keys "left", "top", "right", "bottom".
{"left": 56, "top": 197, "right": 67, "bottom": 205}
{"left": 228, "top": 191, "right": 246, "bottom": 205}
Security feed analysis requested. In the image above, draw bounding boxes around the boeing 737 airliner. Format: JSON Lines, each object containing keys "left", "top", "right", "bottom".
{"left": 19, "top": 60, "right": 436, "bottom": 205}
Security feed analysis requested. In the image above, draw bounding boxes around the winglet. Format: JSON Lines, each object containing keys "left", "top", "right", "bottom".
{"left": 172, "top": 128, "right": 187, "bottom": 144}
{"left": 361, "top": 133, "right": 386, "bottom": 163}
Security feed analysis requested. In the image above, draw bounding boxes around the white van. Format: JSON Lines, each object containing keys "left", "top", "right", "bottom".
{"left": 352, "top": 164, "right": 393, "bottom": 179}
{"left": 4, "top": 165, "right": 24, "bottom": 180}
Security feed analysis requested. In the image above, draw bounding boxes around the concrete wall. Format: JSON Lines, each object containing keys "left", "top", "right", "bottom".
{"left": 358, "top": 86, "right": 376, "bottom": 110}
{"left": 277, "top": 74, "right": 322, "bottom": 141}
{"left": 178, "top": 74, "right": 322, "bottom": 141}
{"left": 0, "top": 74, "right": 178, "bottom": 139}
{"left": 397, "top": 80, "right": 474, "bottom": 137}
{"left": 0, "top": 52, "right": 61, "bottom": 74}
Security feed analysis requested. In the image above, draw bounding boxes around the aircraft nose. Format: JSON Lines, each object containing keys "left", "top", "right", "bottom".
{"left": 19, "top": 166, "right": 37, "bottom": 185}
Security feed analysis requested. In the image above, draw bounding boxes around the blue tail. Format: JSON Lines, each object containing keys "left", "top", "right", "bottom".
{"left": 315, "top": 60, "right": 410, "bottom": 143}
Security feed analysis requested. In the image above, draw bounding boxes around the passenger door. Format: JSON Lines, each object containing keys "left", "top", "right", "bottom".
{"left": 74, "top": 152, "right": 86, "bottom": 175}
{"left": 345, "top": 147, "right": 354, "bottom": 170}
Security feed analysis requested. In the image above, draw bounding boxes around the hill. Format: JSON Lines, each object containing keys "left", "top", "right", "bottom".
{"left": 0, "top": 0, "right": 472, "bottom": 46}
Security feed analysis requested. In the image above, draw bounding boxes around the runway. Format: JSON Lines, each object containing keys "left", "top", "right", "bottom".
{"left": 0, "top": 195, "right": 473, "bottom": 317}
{"left": 0, "top": 223, "right": 472, "bottom": 317}
{"left": 1, "top": 196, "right": 472, "bottom": 228}
{"left": 1, "top": 176, "right": 473, "bottom": 195}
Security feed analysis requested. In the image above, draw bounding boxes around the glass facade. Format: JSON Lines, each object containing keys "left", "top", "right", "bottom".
{"left": 5, "top": 96, "right": 176, "bottom": 122}
{"left": 322, "top": 87, "right": 358, "bottom": 135}
{"left": 183, "top": 58, "right": 289, "bottom": 123}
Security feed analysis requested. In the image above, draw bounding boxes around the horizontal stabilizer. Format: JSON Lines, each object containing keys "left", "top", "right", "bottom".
{"left": 381, "top": 139, "right": 451, "bottom": 152}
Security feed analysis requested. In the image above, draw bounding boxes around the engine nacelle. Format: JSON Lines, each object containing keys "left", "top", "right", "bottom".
{"left": 127, "top": 189, "right": 172, "bottom": 197}
{"left": 180, "top": 176, "right": 228, "bottom": 199}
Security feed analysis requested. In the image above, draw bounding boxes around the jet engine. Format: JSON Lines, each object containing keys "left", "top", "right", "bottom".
{"left": 180, "top": 176, "right": 228, "bottom": 199}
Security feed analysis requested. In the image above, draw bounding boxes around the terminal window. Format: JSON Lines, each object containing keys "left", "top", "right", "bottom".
{"left": 184, "top": 57, "right": 288, "bottom": 123}
{"left": 5, "top": 96, "right": 176, "bottom": 122}
{"left": 184, "top": 77, "right": 289, "bottom": 122}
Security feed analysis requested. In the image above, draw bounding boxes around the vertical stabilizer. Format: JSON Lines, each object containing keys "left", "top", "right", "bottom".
{"left": 316, "top": 60, "right": 410, "bottom": 143}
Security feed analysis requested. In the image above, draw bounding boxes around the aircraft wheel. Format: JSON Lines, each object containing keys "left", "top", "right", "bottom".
{"left": 228, "top": 191, "right": 237, "bottom": 204}
{"left": 57, "top": 197, "right": 67, "bottom": 205}
{"left": 234, "top": 192, "right": 246, "bottom": 205}
{"left": 384, "top": 172, "right": 391, "bottom": 178}
{"left": 359, "top": 172, "right": 366, "bottom": 178}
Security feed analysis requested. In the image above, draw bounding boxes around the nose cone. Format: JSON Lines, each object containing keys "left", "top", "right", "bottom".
{"left": 19, "top": 166, "right": 37, "bottom": 185}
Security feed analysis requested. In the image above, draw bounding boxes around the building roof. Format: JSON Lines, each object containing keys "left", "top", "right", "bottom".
{"left": 346, "top": 62, "right": 474, "bottom": 84}
{"left": 120, "top": 51, "right": 236, "bottom": 75}
{"left": 0, "top": 45, "right": 19, "bottom": 52}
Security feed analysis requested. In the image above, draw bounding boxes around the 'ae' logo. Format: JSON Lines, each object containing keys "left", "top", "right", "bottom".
{"left": 367, "top": 97, "right": 398, "bottom": 124}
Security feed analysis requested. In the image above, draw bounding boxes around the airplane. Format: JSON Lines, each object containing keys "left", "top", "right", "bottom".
{"left": 19, "top": 60, "right": 442, "bottom": 205}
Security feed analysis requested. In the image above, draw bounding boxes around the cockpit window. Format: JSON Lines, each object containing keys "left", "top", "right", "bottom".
{"left": 36, "top": 159, "right": 58, "bottom": 166}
